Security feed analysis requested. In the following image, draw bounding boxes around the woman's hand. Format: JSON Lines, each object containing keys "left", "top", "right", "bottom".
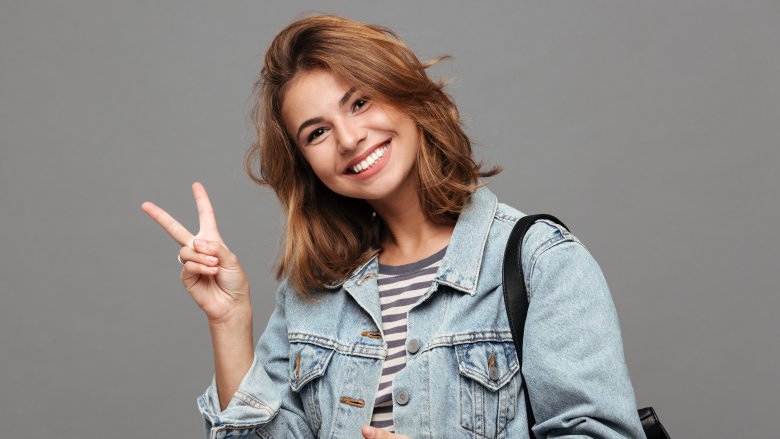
{"left": 361, "top": 425, "right": 412, "bottom": 439}
{"left": 141, "top": 182, "right": 250, "bottom": 324}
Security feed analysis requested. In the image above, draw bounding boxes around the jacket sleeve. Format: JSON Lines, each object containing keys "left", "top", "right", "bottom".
{"left": 521, "top": 221, "right": 647, "bottom": 439}
{"left": 196, "top": 280, "right": 316, "bottom": 439}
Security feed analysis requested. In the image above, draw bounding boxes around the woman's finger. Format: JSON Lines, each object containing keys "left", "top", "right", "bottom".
{"left": 192, "top": 182, "right": 221, "bottom": 239}
{"left": 182, "top": 260, "right": 219, "bottom": 277}
{"left": 193, "top": 239, "right": 239, "bottom": 268}
{"left": 179, "top": 246, "right": 219, "bottom": 267}
{"left": 141, "top": 201, "right": 195, "bottom": 247}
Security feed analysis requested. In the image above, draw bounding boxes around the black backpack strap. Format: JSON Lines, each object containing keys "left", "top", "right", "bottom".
{"left": 502, "top": 214, "right": 568, "bottom": 438}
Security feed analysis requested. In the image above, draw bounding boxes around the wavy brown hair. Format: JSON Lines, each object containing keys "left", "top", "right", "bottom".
{"left": 244, "top": 14, "right": 500, "bottom": 296}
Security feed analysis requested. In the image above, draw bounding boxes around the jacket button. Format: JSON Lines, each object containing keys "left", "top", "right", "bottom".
{"left": 395, "top": 390, "right": 410, "bottom": 405}
{"left": 488, "top": 365, "right": 500, "bottom": 381}
{"left": 407, "top": 339, "right": 420, "bottom": 354}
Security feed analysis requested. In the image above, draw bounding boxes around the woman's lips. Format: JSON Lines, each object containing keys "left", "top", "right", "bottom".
{"left": 343, "top": 139, "right": 391, "bottom": 174}
{"left": 344, "top": 142, "right": 392, "bottom": 180}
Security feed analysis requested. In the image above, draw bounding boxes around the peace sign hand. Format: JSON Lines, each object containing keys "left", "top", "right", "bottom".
{"left": 141, "top": 182, "right": 250, "bottom": 324}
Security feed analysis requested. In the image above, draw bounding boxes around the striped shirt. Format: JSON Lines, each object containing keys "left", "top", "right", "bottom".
{"left": 369, "top": 246, "right": 447, "bottom": 432}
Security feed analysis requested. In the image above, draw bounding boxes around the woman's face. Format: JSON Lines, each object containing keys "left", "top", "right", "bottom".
{"left": 281, "top": 69, "right": 420, "bottom": 205}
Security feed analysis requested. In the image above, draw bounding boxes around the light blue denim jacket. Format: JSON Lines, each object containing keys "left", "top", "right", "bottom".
{"left": 197, "top": 187, "right": 647, "bottom": 439}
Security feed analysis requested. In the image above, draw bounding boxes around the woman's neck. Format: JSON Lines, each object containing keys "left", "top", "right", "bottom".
{"left": 370, "top": 188, "right": 454, "bottom": 266}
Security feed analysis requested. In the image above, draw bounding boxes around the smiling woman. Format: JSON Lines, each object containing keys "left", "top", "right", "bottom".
{"left": 142, "top": 13, "right": 648, "bottom": 439}
{"left": 246, "top": 15, "right": 500, "bottom": 296}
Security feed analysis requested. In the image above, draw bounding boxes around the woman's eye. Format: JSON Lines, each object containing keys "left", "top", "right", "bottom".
{"left": 352, "top": 97, "right": 370, "bottom": 112}
{"left": 307, "top": 127, "right": 326, "bottom": 143}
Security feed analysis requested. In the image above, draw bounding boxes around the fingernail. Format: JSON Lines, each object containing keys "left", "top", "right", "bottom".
{"left": 361, "top": 425, "right": 374, "bottom": 438}
{"left": 193, "top": 239, "right": 202, "bottom": 247}
{"left": 207, "top": 256, "right": 218, "bottom": 264}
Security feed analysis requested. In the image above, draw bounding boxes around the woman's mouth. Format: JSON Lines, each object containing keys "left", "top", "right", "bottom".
{"left": 344, "top": 141, "right": 392, "bottom": 180}
{"left": 347, "top": 142, "right": 389, "bottom": 174}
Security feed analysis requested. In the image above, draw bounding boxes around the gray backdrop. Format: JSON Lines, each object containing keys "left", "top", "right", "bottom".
{"left": 1, "top": 1, "right": 778, "bottom": 438}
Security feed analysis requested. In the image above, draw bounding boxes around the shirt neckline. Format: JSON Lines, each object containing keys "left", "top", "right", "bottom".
{"left": 378, "top": 245, "right": 448, "bottom": 276}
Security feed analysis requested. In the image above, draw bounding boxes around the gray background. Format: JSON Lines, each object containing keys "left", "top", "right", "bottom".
{"left": 1, "top": 1, "right": 777, "bottom": 437}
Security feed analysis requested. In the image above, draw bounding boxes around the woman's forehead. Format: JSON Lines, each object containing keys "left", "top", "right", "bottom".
{"left": 281, "top": 70, "right": 352, "bottom": 125}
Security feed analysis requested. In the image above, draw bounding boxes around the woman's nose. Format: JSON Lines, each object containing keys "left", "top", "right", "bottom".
{"left": 335, "top": 118, "right": 367, "bottom": 153}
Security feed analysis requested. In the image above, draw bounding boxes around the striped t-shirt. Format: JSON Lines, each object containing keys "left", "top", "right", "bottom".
{"left": 369, "top": 246, "right": 447, "bottom": 432}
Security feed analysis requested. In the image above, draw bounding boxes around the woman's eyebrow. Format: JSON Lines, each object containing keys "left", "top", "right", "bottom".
{"left": 295, "top": 87, "right": 358, "bottom": 141}
{"left": 296, "top": 117, "right": 324, "bottom": 141}
{"left": 339, "top": 86, "right": 357, "bottom": 107}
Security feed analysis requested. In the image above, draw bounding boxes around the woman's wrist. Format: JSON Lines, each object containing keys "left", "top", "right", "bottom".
{"left": 208, "top": 305, "right": 254, "bottom": 360}
{"left": 208, "top": 303, "right": 253, "bottom": 330}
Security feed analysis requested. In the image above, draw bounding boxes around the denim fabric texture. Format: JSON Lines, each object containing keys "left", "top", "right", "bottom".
{"left": 197, "top": 187, "right": 647, "bottom": 439}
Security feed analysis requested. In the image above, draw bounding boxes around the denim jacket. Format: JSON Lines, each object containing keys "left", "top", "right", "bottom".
{"left": 197, "top": 187, "right": 647, "bottom": 439}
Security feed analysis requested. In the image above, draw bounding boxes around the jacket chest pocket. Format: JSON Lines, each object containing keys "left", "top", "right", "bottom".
{"left": 289, "top": 341, "right": 335, "bottom": 432}
{"left": 456, "top": 341, "right": 520, "bottom": 438}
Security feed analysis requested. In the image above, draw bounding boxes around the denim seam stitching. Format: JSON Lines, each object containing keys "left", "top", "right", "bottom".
{"left": 426, "top": 337, "right": 514, "bottom": 350}
{"left": 425, "top": 332, "right": 514, "bottom": 351}
{"left": 459, "top": 374, "right": 468, "bottom": 431}
{"left": 475, "top": 377, "right": 484, "bottom": 437}
{"left": 536, "top": 218, "right": 574, "bottom": 237}
{"left": 292, "top": 364, "right": 328, "bottom": 391}
{"left": 423, "top": 353, "right": 432, "bottom": 438}
{"left": 527, "top": 237, "right": 584, "bottom": 302}
{"left": 288, "top": 332, "right": 386, "bottom": 358}
{"left": 210, "top": 410, "right": 278, "bottom": 438}
{"left": 233, "top": 390, "right": 276, "bottom": 415}
{"left": 494, "top": 212, "right": 520, "bottom": 223}
{"left": 525, "top": 235, "right": 563, "bottom": 295}
{"left": 525, "top": 222, "right": 582, "bottom": 299}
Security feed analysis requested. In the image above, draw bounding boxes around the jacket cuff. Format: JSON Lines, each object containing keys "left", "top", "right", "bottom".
{"left": 197, "top": 370, "right": 281, "bottom": 439}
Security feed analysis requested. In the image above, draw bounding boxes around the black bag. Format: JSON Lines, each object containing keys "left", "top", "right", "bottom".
{"left": 502, "top": 214, "right": 670, "bottom": 439}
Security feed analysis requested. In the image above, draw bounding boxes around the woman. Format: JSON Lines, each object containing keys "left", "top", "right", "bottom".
{"left": 141, "top": 14, "right": 646, "bottom": 439}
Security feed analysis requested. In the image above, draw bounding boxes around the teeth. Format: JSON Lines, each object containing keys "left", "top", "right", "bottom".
{"left": 351, "top": 144, "right": 388, "bottom": 174}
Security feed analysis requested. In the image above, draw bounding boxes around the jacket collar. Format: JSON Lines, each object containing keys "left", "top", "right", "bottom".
{"left": 343, "top": 185, "right": 497, "bottom": 297}
{"left": 432, "top": 185, "right": 497, "bottom": 295}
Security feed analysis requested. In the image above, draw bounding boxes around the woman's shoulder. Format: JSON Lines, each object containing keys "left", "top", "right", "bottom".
{"left": 491, "top": 201, "right": 590, "bottom": 283}
{"left": 493, "top": 201, "right": 581, "bottom": 251}
{"left": 488, "top": 201, "right": 616, "bottom": 315}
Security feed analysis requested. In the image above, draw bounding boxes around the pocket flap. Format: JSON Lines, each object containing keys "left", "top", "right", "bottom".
{"left": 289, "top": 342, "right": 335, "bottom": 392}
{"left": 455, "top": 341, "right": 519, "bottom": 392}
